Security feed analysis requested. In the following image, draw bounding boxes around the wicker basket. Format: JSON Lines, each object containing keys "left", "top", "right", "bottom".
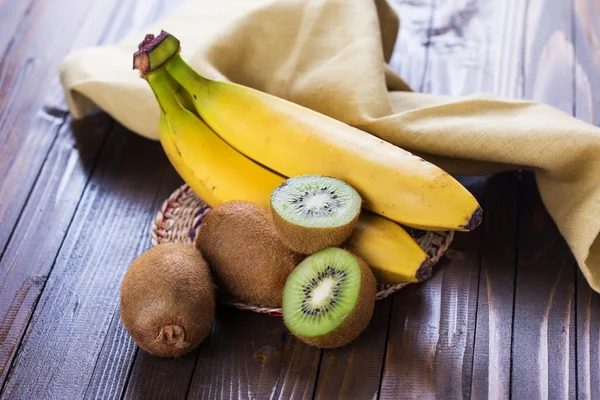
{"left": 151, "top": 184, "right": 454, "bottom": 315}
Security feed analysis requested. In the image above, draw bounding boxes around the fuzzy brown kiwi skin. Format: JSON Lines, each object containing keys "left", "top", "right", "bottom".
{"left": 287, "top": 252, "right": 376, "bottom": 349}
{"left": 120, "top": 243, "right": 215, "bottom": 358}
{"left": 196, "top": 201, "right": 304, "bottom": 307}
{"left": 271, "top": 207, "right": 360, "bottom": 254}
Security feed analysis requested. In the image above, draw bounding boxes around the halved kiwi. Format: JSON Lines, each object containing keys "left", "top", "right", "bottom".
{"left": 195, "top": 200, "right": 304, "bottom": 307}
{"left": 270, "top": 175, "right": 362, "bottom": 254}
{"left": 282, "top": 247, "right": 376, "bottom": 348}
{"left": 120, "top": 243, "right": 215, "bottom": 357}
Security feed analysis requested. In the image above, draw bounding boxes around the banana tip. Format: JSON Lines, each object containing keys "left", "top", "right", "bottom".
{"left": 463, "top": 206, "right": 483, "bottom": 231}
{"left": 416, "top": 258, "right": 433, "bottom": 281}
{"left": 133, "top": 30, "right": 174, "bottom": 76}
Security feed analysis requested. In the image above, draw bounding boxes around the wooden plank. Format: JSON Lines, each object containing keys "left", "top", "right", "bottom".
{"left": 420, "top": 0, "right": 578, "bottom": 398}
{"left": 573, "top": 1, "right": 600, "bottom": 398}
{"left": 511, "top": 173, "right": 577, "bottom": 399}
{"left": 388, "top": 0, "right": 434, "bottom": 90}
{"left": 509, "top": 0, "right": 577, "bottom": 398}
{"left": 84, "top": 308, "right": 139, "bottom": 400}
{"left": 380, "top": 0, "right": 518, "bottom": 396}
{"left": 0, "top": 125, "right": 181, "bottom": 398}
{"left": 0, "top": 0, "right": 130, "bottom": 376}
{"left": 0, "top": 0, "right": 132, "bottom": 258}
{"left": 469, "top": 172, "right": 518, "bottom": 400}
{"left": 313, "top": 298, "right": 392, "bottom": 399}
{"left": 123, "top": 348, "right": 197, "bottom": 400}
{"left": 573, "top": 0, "right": 599, "bottom": 125}
{"left": 0, "top": 114, "right": 109, "bottom": 384}
{"left": 522, "top": 0, "right": 574, "bottom": 108}
{"left": 417, "top": 0, "right": 527, "bottom": 397}
{"left": 379, "top": 177, "right": 485, "bottom": 399}
{"left": 86, "top": 157, "right": 186, "bottom": 400}
{"left": 270, "top": 335, "right": 321, "bottom": 399}
{"left": 423, "top": 0, "right": 526, "bottom": 97}
{"left": 181, "top": 306, "right": 320, "bottom": 400}
{"left": 576, "top": 271, "right": 600, "bottom": 400}
{"left": 0, "top": 0, "right": 37, "bottom": 62}
{"left": 0, "top": 0, "right": 184, "bottom": 391}
{"left": 269, "top": 331, "right": 321, "bottom": 399}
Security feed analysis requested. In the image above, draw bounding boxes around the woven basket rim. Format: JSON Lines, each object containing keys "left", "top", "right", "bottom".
{"left": 150, "top": 184, "right": 454, "bottom": 316}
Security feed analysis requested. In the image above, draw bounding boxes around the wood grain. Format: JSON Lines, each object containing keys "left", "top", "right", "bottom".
{"left": 0, "top": 0, "right": 133, "bottom": 258}
{"left": 418, "top": 2, "right": 526, "bottom": 397}
{"left": 268, "top": 331, "right": 321, "bottom": 399}
{"left": 511, "top": 173, "right": 577, "bottom": 400}
{"left": 379, "top": 177, "right": 485, "bottom": 399}
{"left": 0, "top": 0, "right": 37, "bottom": 62}
{"left": 573, "top": 1, "right": 600, "bottom": 398}
{"left": 314, "top": 298, "right": 392, "bottom": 400}
{"left": 0, "top": 115, "right": 109, "bottom": 385}
{"left": 576, "top": 270, "right": 600, "bottom": 400}
{"left": 415, "top": 1, "right": 527, "bottom": 393}
{"left": 123, "top": 345, "right": 197, "bottom": 400}
{"left": 509, "top": 0, "right": 577, "bottom": 398}
{"left": 470, "top": 173, "right": 518, "bottom": 400}
{"left": 84, "top": 308, "right": 138, "bottom": 400}
{"left": 523, "top": 0, "right": 574, "bottom": 109}
{"left": 0, "top": 127, "right": 178, "bottom": 399}
{"left": 573, "top": 0, "right": 599, "bottom": 125}
{"left": 87, "top": 162, "right": 185, "bottom": 400}
{"left": 0, "top": 0, "right": 183, "bottom": 393}
{"left": 423, "top": 0, "right": 526, "bottom": 97}
{"left": 389, "top": 0, "right": 434, "bottom": 90}
{"left": 381, "top": 1, "right": 506, "bottom": 397}
{"left": 183, "top": 306, "right": 320, "bottom": 400}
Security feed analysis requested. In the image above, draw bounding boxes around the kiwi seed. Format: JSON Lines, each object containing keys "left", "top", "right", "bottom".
{"left": 195, "top": 200, "right": 304, "bottom": 307}
{"left": 270, "top": 175, "right": 362, "bottom": 254}
{"left": 120, "top": 243, "right": 215, "bottom": 357}
{"left": 282, "top": 247, "right": 376, "bottom": 348}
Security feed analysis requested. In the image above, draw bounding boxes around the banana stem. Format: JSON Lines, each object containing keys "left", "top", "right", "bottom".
{"left": 146, "top": 68, "right": 186, "bottom": 119}
{"left": 164, "top": 54, "right": 209, "bottom": 104}
{"left": 133, "top": 30, "right": 180, "bottom": 76}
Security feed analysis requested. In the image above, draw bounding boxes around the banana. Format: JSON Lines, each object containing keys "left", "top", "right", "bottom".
{"left": 158, "top": 41, "right": 481, "bottom": 232}
{"left": 147, "top": 68, "right": 283, "bottom": 207}
{"left": 346, "top": 213, "right": 432, "bottom": 284}
{"left": 139, "top": 63, "right": 432, "bottom": 284}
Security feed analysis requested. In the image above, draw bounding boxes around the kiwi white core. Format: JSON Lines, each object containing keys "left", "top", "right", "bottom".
{"left": 271, "top": 175, "right": 361, "bottom": 228}
{"left": 310, "top": 278, "right": 335, "bottom": 306}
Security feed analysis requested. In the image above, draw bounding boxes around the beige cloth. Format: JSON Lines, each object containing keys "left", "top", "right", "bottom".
{"left": 60, "top": 0, "right": 600, "bottom": 292}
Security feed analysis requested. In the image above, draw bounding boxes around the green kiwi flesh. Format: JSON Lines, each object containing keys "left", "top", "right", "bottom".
{"left": 120, "top": 243, "right": 215, "bottom": 357}
{"left": 271, "top": 175, "right": 362, "bottom": 254}
{"left": 282, "top": 247, "right": 376, "bottom": 348}
{"left": 195, "top": 200, "right": 304, "bottom": 307}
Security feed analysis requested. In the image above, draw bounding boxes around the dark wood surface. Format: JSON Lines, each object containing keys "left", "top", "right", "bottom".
{"left": 0, "top": 0, "right": 599, "bottom": 399}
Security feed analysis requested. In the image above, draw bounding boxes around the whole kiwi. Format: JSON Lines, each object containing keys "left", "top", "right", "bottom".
{"left": 195, "top": 201, "right": 304, "bottom": 307}
{"left": 120, "top": 243, "right": 215, "bottom": 357}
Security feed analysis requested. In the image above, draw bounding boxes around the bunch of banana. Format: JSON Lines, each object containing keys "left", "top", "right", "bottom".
{"left": 133, "top": 31, "right": 482, "bottom": 283}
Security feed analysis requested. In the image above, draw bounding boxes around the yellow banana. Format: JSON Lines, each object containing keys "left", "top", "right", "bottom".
{"left": 148, "top": 68, "right": 284, "bottom": 206}
{"left": 346, "top": 213, "right": 432, "bottom": 283}
{"left": 162, "top": 48, "right": 481, "bottom": 232}
{"left": 141, "top": 65, "right": 432, "bottom": 284}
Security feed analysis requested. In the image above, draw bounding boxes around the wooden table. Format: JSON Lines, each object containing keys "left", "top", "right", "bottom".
{"left": 0, "top": 0, "right": 598, "bottom": 398}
